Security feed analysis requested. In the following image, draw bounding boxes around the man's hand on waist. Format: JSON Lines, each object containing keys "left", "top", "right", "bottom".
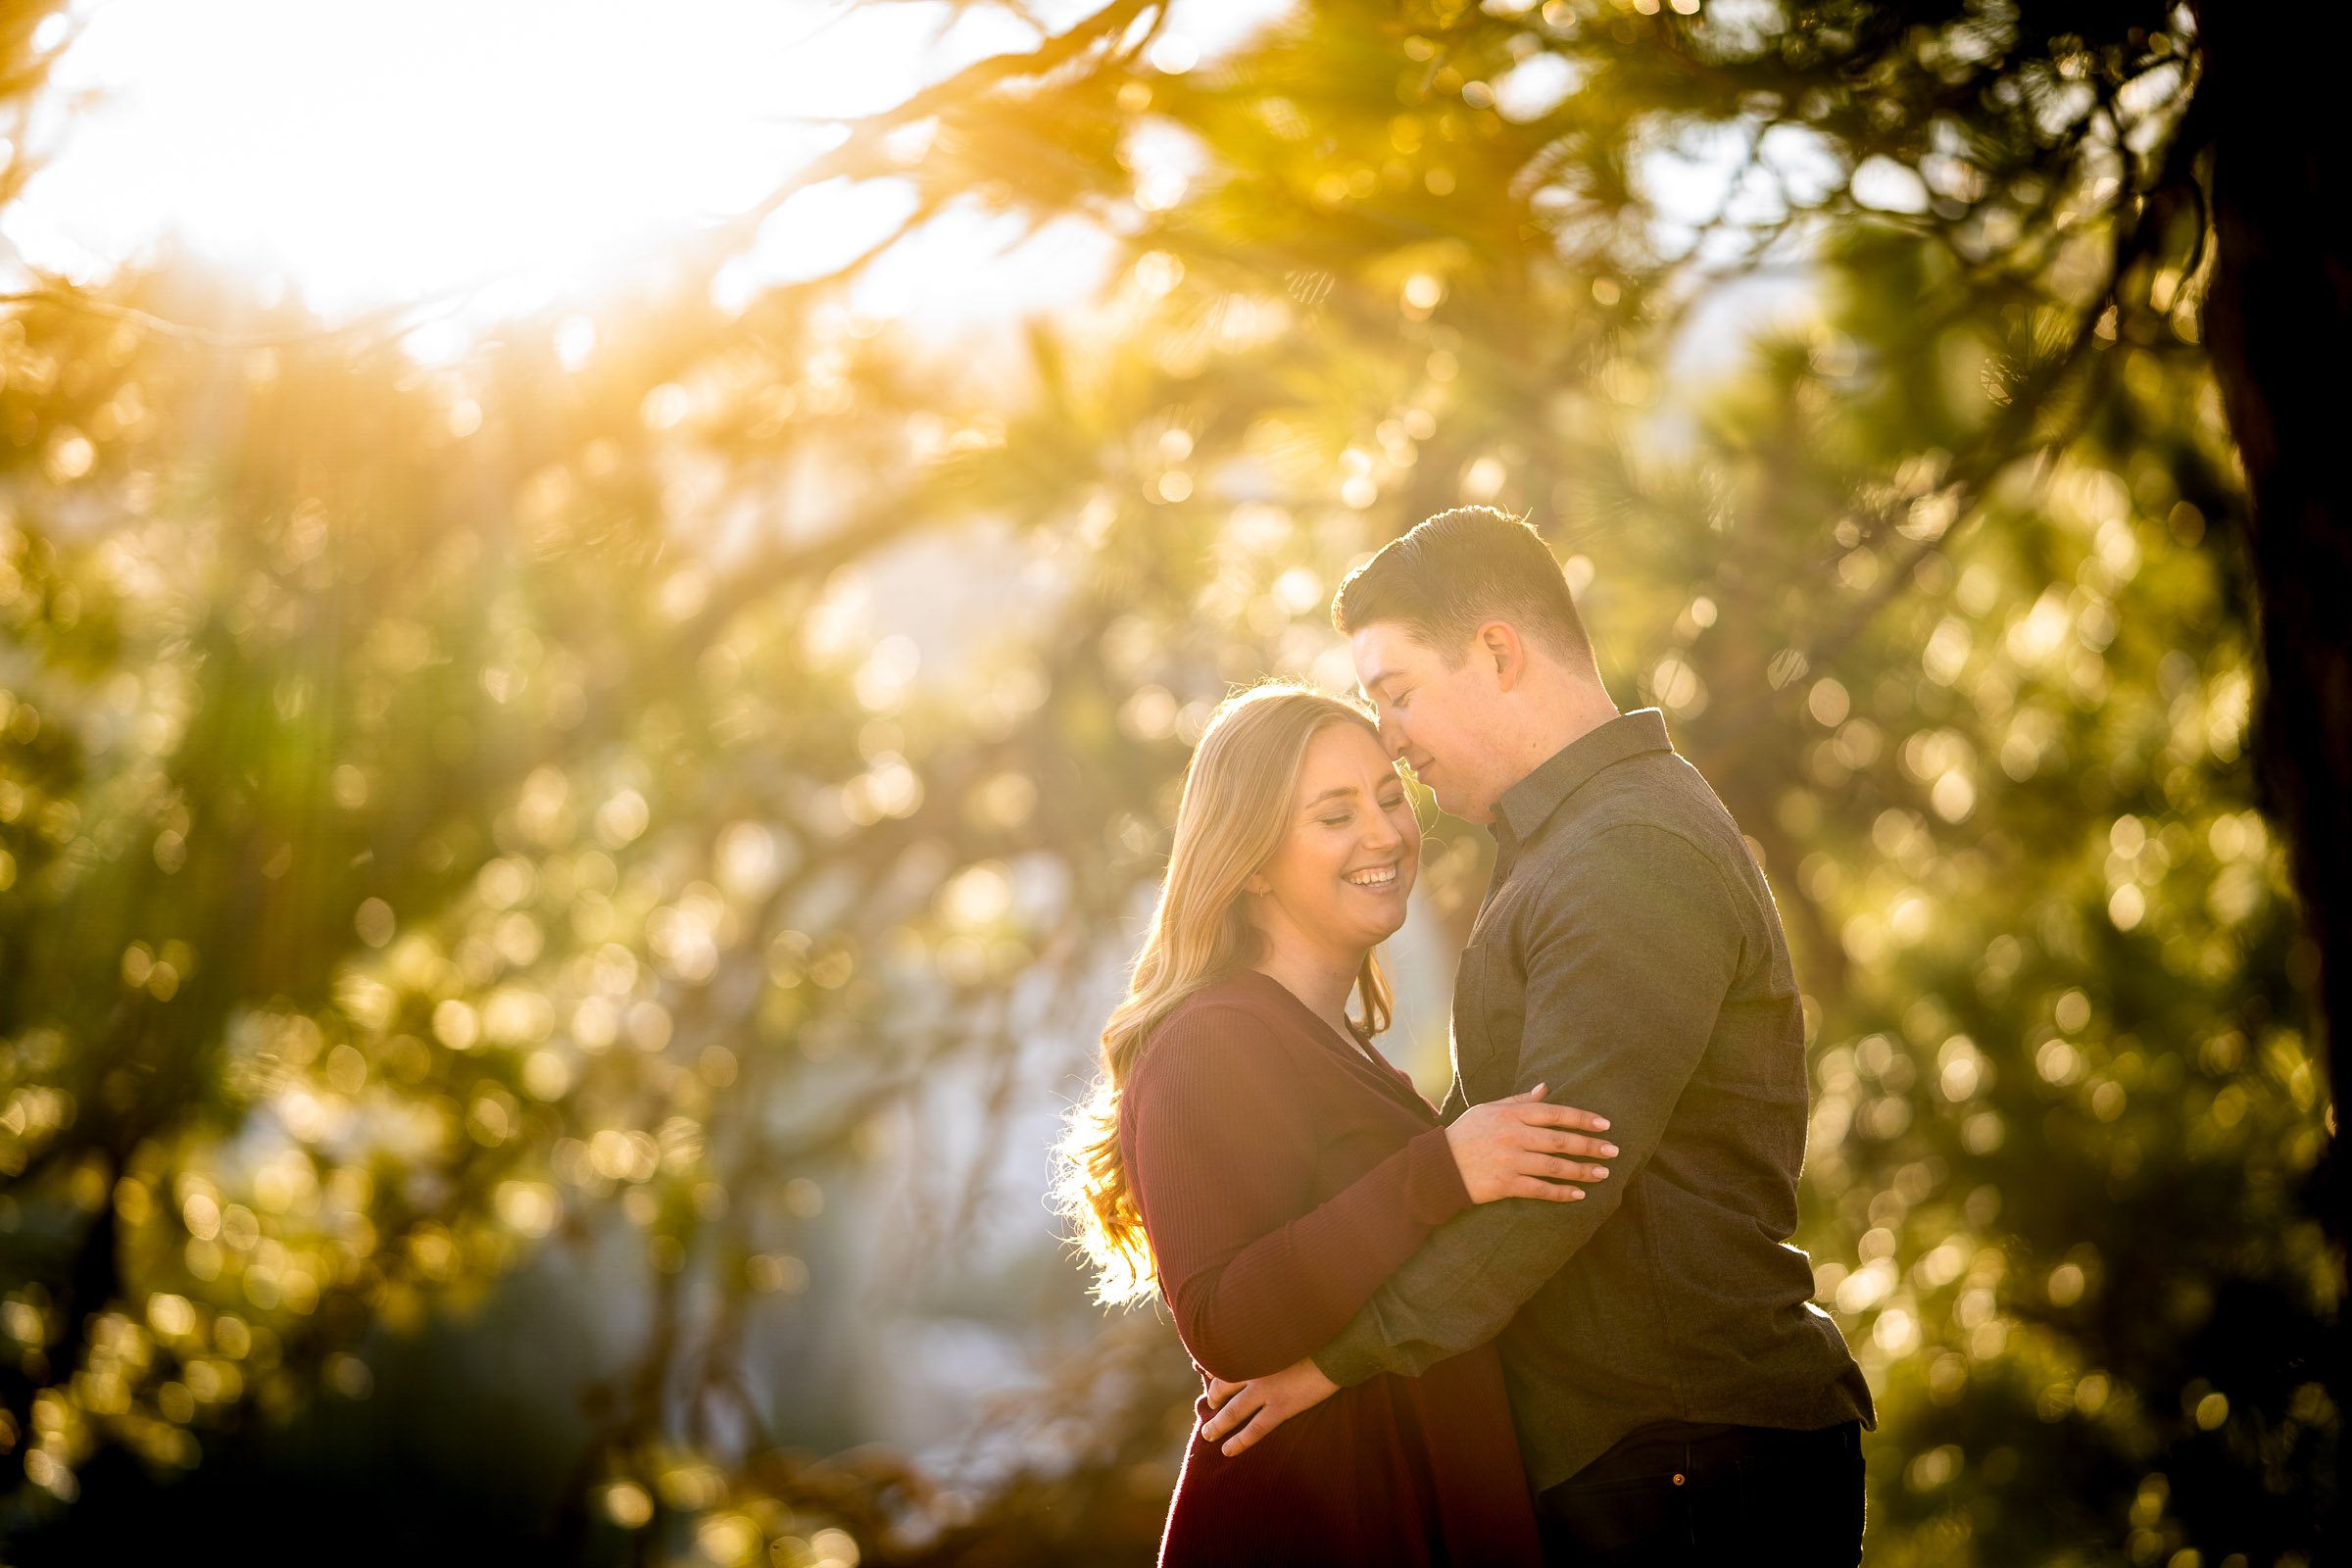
{"left": 1199, "top": 1357, "right": 1339, "bottom": 1456}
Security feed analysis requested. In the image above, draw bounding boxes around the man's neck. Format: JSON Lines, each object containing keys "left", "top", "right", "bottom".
{"left": 1498, "top": 679, "right": 1623, "bottom": 799}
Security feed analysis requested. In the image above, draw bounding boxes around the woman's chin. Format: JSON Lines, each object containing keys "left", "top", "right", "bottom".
{"left": 1323, "top": 919, "right": 1398, "bottom": 955}
{"left": 1320, "top": 882, "right": 1414, "bottom": 951}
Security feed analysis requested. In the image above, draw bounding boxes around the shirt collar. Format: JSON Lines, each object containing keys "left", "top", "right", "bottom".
{"left": 1493, "top": 708, "right": 1674, "bottom": 847}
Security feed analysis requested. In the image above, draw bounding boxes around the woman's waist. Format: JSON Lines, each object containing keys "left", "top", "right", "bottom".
{"left": 1179, "top": 1352, "right": 1503, "bottom": 1471}
{"left": 1180, "top": 1375, "right": 1380, "bottom": 1479}
{"left": 1170, "top": 1361, "right": 1533, "bottom": 1549}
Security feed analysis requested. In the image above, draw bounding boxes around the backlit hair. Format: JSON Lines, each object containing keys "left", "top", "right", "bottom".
{"left": 1052, "top": 683, "right": 1396, "bottom": 1303}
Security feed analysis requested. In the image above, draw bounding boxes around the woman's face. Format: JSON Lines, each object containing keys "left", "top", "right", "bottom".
{"left": 1248, "top": 720, "right": 1421, "bottom": 962}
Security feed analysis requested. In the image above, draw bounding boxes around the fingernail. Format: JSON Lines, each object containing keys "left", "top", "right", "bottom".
{"left": 1601, "top": 1144, "right": 1619, "bottom": 1156}
{"left": 1593, "top": 1118, "right": 1610, "bottom": 1130}
{"left": 1569, "top": 1189, "right": 1586, "bottom": 1199}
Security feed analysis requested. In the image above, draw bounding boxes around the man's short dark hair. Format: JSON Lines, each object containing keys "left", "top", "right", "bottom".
{"left": 1331, "top": 507, "right": 1592, "bottom": 667}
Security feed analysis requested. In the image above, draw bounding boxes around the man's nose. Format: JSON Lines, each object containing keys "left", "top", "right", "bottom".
{"left": 1375, "top": 711, "right": 1408, "bottom": 759}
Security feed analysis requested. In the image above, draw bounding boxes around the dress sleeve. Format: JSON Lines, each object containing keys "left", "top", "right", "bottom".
{"left": 1123, "top": 1001, "right": 1473, "bottom": 1382}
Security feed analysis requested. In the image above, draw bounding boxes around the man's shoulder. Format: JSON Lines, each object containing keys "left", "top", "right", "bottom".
{"left": 1544, "top": 754, "right": 1742, "bottom": 865}
{"left": 1502, "top": 758, "right": 1764, "bottom": 941}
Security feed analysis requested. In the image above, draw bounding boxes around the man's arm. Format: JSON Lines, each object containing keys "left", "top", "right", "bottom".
{"left": 1312, "top": 822, "right": 1742, "bottom": 1386}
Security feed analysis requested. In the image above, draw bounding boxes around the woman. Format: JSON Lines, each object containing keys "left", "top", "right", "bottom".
{"left": 1054, "top": 684, "right": 1619, "bottom": 1566}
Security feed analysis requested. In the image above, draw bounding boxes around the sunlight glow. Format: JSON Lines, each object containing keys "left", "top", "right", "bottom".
{"left": 12, "top": 0, "right": 1048, "bottom": 318}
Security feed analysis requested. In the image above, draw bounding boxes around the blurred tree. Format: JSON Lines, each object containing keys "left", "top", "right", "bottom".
{"left": 2191, "top": 1, "right": 2352, "bottom": 1209}
{"left": 0, "top": 2, "right": 2337, "bottom": 1566}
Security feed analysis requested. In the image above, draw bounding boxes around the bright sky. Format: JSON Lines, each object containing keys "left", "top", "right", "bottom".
{"left": 5, "top": 0, "right": 1276, "bottom": 334}
{"left": 7, "top": 0, "right": 1803, "bottom": 375}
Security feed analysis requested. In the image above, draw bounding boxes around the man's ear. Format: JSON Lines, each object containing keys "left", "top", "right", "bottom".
{"left": 1478, "top": 620, "right": 1528, "bottom": 691}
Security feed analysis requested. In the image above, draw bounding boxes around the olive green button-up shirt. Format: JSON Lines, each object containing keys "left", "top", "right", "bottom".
{"left": 1314, "top": 709, "right": 1875, "bottom": 1492}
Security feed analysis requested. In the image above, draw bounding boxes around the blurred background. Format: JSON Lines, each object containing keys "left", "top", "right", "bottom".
{"left": 0, "top": 1, "right": 2338, "bottom": 1564}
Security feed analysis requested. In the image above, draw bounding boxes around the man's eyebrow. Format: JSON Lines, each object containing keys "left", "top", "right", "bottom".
{"left": 1358, "top": 667, "right": 1400, "bottom": 697}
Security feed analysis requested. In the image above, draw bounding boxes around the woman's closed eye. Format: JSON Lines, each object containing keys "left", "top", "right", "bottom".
{"left": 1325, "top": 796, "right": 1406, "bottom": 826}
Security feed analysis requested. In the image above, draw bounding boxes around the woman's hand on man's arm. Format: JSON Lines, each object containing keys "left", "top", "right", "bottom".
{"left": 1445, "top": 1084, "right": 1617, "bottom": 1204}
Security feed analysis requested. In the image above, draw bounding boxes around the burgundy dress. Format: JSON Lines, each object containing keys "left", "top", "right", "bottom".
{"left": 1118, "top": 969, "right": 1543, "bottom": 1567}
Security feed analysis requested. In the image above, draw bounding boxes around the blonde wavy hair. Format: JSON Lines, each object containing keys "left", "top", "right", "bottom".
{"left": 1052, "top": 682, "right": 1397, "bottom": 1304}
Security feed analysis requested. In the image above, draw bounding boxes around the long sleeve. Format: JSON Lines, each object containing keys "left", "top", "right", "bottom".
{"left": 1123, "top": 1000, "right": 1473, "bottom": 1382}
{"left": 1313, "top": 824, "right": 1742, "bottom": 1386}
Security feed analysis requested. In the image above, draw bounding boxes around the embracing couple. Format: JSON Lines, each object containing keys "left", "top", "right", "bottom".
{"left": 1056, "top": 508, "right": 1876, "bottom": 1565}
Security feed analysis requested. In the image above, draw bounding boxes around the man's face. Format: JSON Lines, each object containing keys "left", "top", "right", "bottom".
{"left": 1349, "top": 620, "right": 1512, "bottom": 823}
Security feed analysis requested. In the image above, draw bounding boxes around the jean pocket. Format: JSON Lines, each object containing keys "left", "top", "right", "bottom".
{"left": 1541, "top": 1469, "right": 1689, "bottom": 1553}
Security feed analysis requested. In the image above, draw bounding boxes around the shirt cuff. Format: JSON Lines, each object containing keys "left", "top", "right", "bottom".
{"left": 1312, "top": 1334, "right": 1387, "bottom": 1390}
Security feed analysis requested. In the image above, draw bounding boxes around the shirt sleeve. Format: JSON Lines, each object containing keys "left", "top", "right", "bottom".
{"left": 1124, "top": 1001, "right": 1475, "bottom": 1382}
{"left": 1311, "top": 823, "right": 1742, "bottom": 1386}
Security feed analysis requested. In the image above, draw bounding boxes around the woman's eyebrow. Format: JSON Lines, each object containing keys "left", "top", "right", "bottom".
{"left": 1300, "top": 780, "right": 1402, "bottom": 813}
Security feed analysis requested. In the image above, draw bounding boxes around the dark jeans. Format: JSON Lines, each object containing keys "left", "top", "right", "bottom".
{"left": 1535, "top": 1419, "right": 1865, "bottom": 1567}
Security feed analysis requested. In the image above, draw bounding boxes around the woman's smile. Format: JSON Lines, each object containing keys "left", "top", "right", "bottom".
{"left": 1247, "top": 721, "right": 1424, "bottom": 956}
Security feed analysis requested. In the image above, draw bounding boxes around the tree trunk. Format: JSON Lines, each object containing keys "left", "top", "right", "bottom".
{"left": 2195, "top": 3, "right": 2351, "bottom": 1250}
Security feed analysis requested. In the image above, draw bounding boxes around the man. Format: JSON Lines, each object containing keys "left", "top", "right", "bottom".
{"left": 1200, "top": 508, "right": 1875, "bottom": 1564}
